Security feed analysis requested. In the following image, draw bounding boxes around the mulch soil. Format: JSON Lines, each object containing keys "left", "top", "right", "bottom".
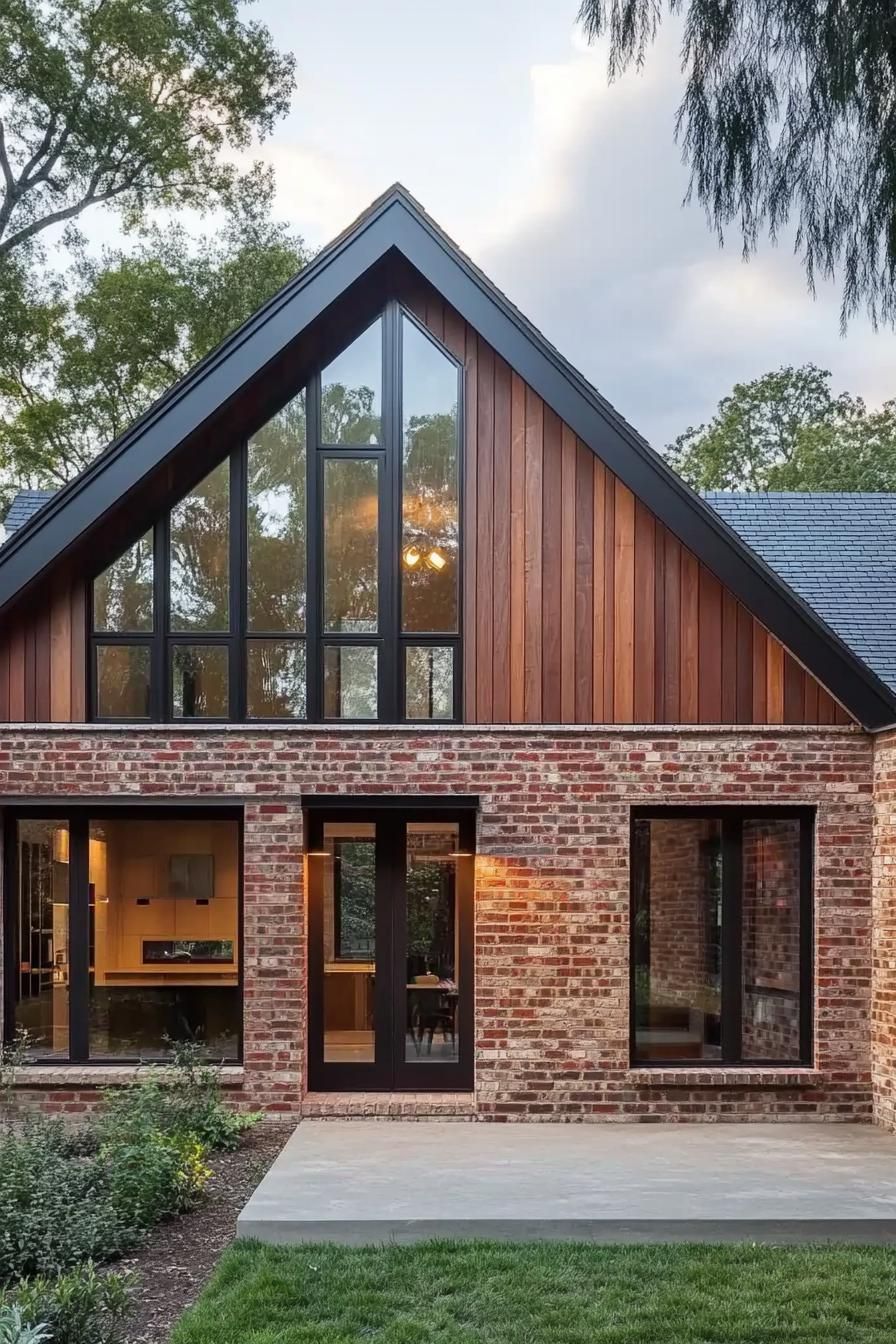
{"left": 120, "top": 1123, "right": 291, "bottom": 1344}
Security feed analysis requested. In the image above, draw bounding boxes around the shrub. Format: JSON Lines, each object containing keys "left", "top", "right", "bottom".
{"left": 103, "top": 1128, "right": 210, "bottom": 1229}
{"left": 0, "top": 1305, "right": 50, "bottom": 1344}
{"left": 0, "top": 1115, "right": 209, "bottom": 1282}
{"left": 0, "top": 1118, "right": 126, "bottom": 1280}
{"left": 1, "top": 1264, "right": 132, "bottom": 1344}
{"left": 99, "top": 1040, "right": 260, "bottom": 1153}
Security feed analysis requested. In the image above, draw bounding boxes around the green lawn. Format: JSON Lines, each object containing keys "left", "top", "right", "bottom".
{"left": 172, "top": 1239, "right": 896, "bottom": 1343}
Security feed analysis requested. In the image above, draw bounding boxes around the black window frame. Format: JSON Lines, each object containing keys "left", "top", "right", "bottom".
{"left": 306, "top": 804, "right": 475, "bottom": 1093}
{"left": 88, "top": 301, "right": 463, "bottom": 725}
{"left": 2, "top": 803, "right": 244, "bottom": 1066}
{"left": 629, "top": 805, "right": 814, "bottom": 1069}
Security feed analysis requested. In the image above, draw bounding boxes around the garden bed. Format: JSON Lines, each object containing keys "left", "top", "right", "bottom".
{"left": 120, "top": 1124, "right": 289, "bottom": 1344}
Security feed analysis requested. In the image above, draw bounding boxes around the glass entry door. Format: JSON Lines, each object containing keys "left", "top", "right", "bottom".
{"left": 307, "top": 810, "right": 473, "bottom": 1091}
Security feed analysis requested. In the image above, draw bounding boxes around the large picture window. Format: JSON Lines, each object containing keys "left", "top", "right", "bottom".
{"left": 630, "top": 808, "right": 812, "bottom": 1067}
{"left": 4, "top": 809, "right": 241, "bottom": 1063}
{"left": 89, "top": 303, "right": 462, "bottom": 723}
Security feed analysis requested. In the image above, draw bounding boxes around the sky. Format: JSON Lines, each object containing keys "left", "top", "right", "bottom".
{"left": 102, "top": 1, "right": 896, "bottom": 449}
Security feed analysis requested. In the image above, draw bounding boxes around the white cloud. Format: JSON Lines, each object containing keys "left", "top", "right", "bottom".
{"left": 468, "top": 27, "right": 896, "bottom": 448}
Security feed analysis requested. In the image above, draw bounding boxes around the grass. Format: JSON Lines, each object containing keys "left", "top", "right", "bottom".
{"left": 172, "top": 1239, "right": 896, "bottom": 1343}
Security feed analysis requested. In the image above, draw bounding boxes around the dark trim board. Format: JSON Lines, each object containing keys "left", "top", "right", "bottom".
{"left": 1, "top": 185, "right": 892, "bottom": 728}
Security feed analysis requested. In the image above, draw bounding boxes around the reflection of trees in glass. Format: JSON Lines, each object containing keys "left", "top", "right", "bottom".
{"left": 320, "top": 383, "right": 380, "bottom": 446}
{"left": 335, "top": 841, "right": 375, "bottom": 959}
{"left": 248, "top": 392, "right": 306, "bottom": 633}
{"left": 169, "top": 460, "right": 230, "bottom": 631}
{"left": 323, "top": 458, "right": 379, "bottom": 633}
{"left": 402, "top": 317, "right": 459, "bottom": 634}
{"left": 247, "top": 640, "right": 306, "bottom": 718}
{"left": 406, "top": 646, "right": 453, "bottom": 719}
{"left": 94, "top": 531, "right": 154, "bottom": 632}
{"left": 320, "top": 321, "right": 382, "bottom": 444}
{"left": 406, "top": 862, "right": 455, "bottom": 978}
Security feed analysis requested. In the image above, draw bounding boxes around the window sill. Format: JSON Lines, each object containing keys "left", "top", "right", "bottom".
{"left": 15, "top": 1065, "right": 245, "bottom": 1088}
{"left": 626, "top": 1067, "right": 823, "bottom": 1088}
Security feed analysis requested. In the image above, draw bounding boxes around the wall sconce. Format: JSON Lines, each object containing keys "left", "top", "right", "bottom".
{"left": 425, "top": 548, "right": 447, "bottom": 572}
{"left": 402, "top": 545, "right": 422, "bottom": 569}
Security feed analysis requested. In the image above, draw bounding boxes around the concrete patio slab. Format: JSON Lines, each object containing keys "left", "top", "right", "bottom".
{"left": 237, "top": 1121, "right": 896, "bottom": 1245}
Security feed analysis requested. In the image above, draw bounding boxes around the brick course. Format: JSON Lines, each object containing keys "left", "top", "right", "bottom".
{"left": 873, "top": 730, "right": 896, "bottom": 1130}
{"left": 0, "top": 723, "right": 875, "bottom": 1122}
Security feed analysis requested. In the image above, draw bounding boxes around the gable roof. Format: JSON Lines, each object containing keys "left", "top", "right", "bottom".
{"left": 707, "top": 491, "right": 896, "bottom": 698}
{"left": 2, "top": 489, "right": 55, "bottom": 536}
{"left": 0, "top": 183, "right": 893, "bottom": 729}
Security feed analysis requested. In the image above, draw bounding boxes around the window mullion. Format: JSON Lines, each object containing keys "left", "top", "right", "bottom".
{"left": 68, "top": 814, "right": 90, "bottom": 1062}
{"left": 230, "top": 444, "right": 247, "bottom": 720}
{"left": 307, "top": 379, "right": 322, "bottom": 721}
{"left": 720, "top": 816, "right": 743, "bottom": 1064}
{"left": 155, "top": 513, "right": 169, "bottom": 721}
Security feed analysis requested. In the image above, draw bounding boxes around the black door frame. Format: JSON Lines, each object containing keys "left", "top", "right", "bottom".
{"left": 306, "top": 806, "right": 475, "bottom": 1092}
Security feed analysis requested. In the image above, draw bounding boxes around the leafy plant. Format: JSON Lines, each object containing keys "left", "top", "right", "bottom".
{"left": 0, "top": 1305, "right": 50, "bottom": 1344}
{"left": 1, "top": 1264, "right": 132, "bottom": 1344}
{"left": 99, "top": 1040, "right": 261, "bottom": 1154}
{"left": 103, "top": 1128, "right": 210, "bottom": 1230}
{"left": 0, "top": 1116, "right": 126, "bottom": 1281}
{"left": 0, "top": 1029, "right": 31, "bottom": 1122}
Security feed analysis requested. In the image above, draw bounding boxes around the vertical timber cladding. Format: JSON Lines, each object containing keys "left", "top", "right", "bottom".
{"left": 0, "top": 275, "right": 851, "bottom": 728}
{"left": 400, "top": 281, "right": 851, "bottom": 727}
{"left": 0, "top": 576, "right": 86, "bottom": 723}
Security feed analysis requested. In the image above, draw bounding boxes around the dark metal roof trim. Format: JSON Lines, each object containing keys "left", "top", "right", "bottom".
{"left": 1, "top": 184, "right": 893, "bottom": 729}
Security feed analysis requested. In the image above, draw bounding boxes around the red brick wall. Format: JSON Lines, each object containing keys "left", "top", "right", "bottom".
{"left": 873, "top": 731, "right": 896, "bottom": 1130}
{"left": 0, "top": 724, "right": 875, "bottom": 1122}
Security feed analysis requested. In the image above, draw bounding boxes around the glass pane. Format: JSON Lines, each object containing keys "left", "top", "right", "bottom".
{"left": 247, "top": 640, "right": 306, "bottom": 718}
{"left": 742, "top": 819, "right": 803, "bottom": 1061}
{"left": 405, "top": 645, "right": 454, "bottom": 719}
{"left": 169, "top": 460, "right": 230, "bottom": 631}
{"left": 248, "top": 393, "right": 306, "bottom": 632}
{"left": 632, "top": 818, "right": 722, "bottom": 1062}
{"left": 94, "top": 532, "right": 153, "bottom": 632}
{"left": 405, "top": 823, "right": 460, "bottom": 1063}
{"left": 15, "top": 821, "right": 69, "bottom": 1058}
{"left": 96, "top": 644, "right": 151, "bottom": 718}
{"left": 320, "top": 321, "right": 382, "bottom": 445}
{"left": 323, "top": 457, "right": 379, "bottom": 633}
{"left": 172, "top": 645, "right": 229, "bottom": 718}
{"left": 320, "top": 823, "right": 376, "bottom": 1064}
{"left": 88, "top": 818, "right": 239, "bottom": 1059}
{"left": 401, "top": 318, "right": 459, "bottom": 633}
{"left": 323, "top": 645, "right": 377, "bottom": 719}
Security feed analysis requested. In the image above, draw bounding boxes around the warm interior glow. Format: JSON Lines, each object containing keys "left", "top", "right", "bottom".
{"left": 402, "top": 545, "right": 422, "bottom": 569}
{"left": 425, "top": 548, "right": 447, "bottom": 572}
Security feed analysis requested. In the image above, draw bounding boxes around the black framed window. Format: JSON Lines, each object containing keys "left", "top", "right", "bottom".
{"left": 3, "top": 807, "right": 242, "bottom": 1064}
{"left": 630, "top": 807, "right": 813, "bottom": 1067}
{"left": 89, "top": 303, "right": 462, "bottom": 723}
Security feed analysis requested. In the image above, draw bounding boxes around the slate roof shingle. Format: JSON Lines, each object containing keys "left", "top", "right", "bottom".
{"left": 3, "top": 489, "right": 55, "bottom": 536}
{"left": 706, "top": 491, "right": 896, "bottom": 698}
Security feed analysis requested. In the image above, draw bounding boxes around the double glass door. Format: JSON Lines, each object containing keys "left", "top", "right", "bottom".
{"left": 307, "top": 811, "right": 474, "bottom": 1091}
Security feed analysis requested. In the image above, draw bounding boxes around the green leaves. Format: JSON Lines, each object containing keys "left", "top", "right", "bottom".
{"left": 0, "top": 201, "right": 308, "bottom": 510}
{"left": 579, "top": 0, "right": 896, "bottom": 326}
{"left": 666, "top": 362, "right": 896, "bottom": 491}
{"left": 0, "top": 0, "right": 295, "bottom": 256}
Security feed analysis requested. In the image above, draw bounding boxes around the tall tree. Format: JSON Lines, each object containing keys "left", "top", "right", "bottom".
{"left": 667, "top": 364, "right": 896, "bottom": 491}
{"left": 0, "top": 201, "right": 309, "bottom": 503}
{"left": 0, "top": 0, "right": 294, "bottom": 259}
{"left": 578, "top": 0, "right": 896, "bottom": 326}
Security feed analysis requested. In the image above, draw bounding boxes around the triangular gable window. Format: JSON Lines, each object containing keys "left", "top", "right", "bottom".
{"left": 89, "top": 304, "right": 461, "bottom": 723}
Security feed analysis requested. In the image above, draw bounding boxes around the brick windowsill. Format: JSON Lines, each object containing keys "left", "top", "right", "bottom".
{"left": 15, "top": 1065, "right": 245, "bottom": 1088}
{"left": 627, "top": 1068, "right": 824, "bottom": 1088}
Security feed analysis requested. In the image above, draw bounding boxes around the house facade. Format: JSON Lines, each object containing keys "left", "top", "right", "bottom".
{"left": 1, "top": 187, "right": 895, "bottom": 1124}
